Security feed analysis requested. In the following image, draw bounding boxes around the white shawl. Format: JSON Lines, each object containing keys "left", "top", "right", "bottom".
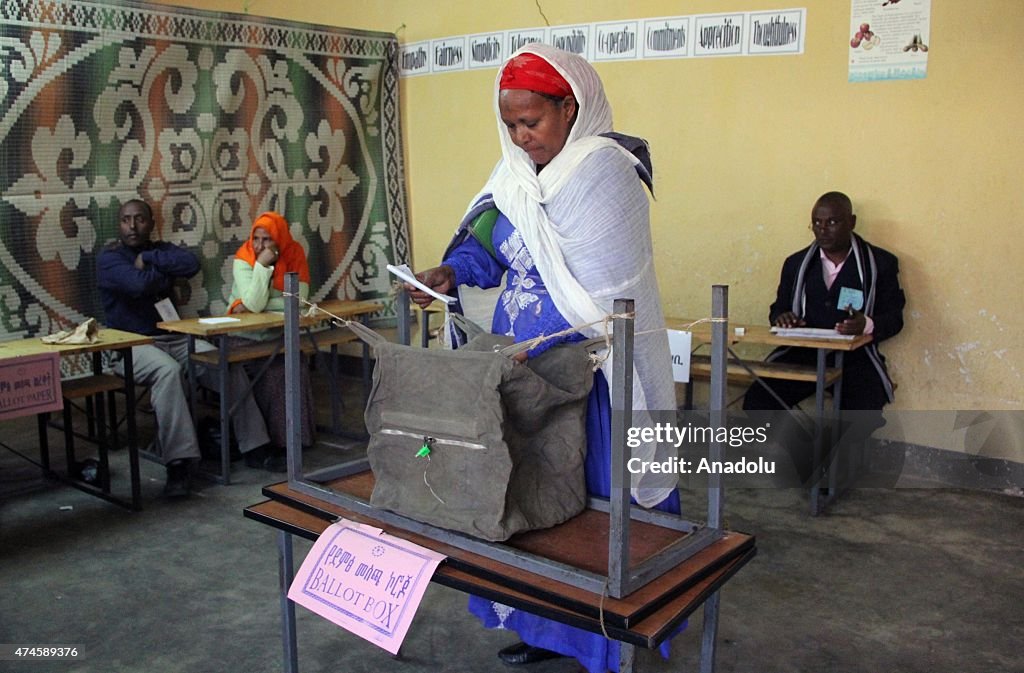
{"left": 463, "top": 44, "right": 676, "bottom": 507}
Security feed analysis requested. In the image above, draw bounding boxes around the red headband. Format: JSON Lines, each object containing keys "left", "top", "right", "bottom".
{"left": 499, "top": 53, "right": 572, "bottom": 98}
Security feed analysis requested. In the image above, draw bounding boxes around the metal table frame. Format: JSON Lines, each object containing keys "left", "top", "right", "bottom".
{"left": 277, "top": 274, "right": 737, "bottom": 672}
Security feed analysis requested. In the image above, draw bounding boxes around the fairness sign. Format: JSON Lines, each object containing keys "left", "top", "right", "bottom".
{"left": 288, "top": 519, "right": 445, "bottom": 654}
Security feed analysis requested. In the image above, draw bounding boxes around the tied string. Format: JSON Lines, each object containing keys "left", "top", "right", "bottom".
{"left": 598, "top": 579, "right": 611, "bottom": 640}
{"left": 421, "top": 455, "right": 447, "bottom": 506}
{"left": 635, "top": 316, "right": 727, "bottom": 336}
{"left": 498, "top": 311, "right": 635, "bottom": 370}
{"left": 283, "top": 292, "right": 358, "bottom": 329}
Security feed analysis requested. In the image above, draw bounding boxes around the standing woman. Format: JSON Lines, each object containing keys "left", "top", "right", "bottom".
{"left": 406, "top": 45, "right": 680, "bottom": 673}
{"left": 228, "top": 212, "right": 316, "bottom": 468}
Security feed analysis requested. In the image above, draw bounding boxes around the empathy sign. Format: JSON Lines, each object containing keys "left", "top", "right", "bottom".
{"left": 288, "top": 520, "right": 445, "bottom": 654}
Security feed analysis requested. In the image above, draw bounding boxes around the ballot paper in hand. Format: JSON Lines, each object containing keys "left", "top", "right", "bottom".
{"left": 387, "top": 264, "right": 456, "bottom": 305}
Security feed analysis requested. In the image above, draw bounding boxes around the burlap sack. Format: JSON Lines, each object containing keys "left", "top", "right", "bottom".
{"left": 353, "top": 322, "right": 594, "bottom": 541}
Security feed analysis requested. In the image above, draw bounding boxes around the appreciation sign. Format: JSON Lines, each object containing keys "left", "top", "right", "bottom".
{"left": 0, "top": 353, "right": 63, "bottom": 421}
{"left": 288, "top": 520, "right": 445, "bottom": 654}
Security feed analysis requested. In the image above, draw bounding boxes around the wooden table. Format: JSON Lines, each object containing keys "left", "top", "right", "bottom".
{"left": 0, "top": 328, "right": 153, "bottom": 510}
{"left": 157, "top": 300, "right": 382, "bottom": 484}
{"left": 245, "top": 478, "right": 755, "bottom": 673}
{"left": 666, "top": 317, "right": 872, "bottom": 514}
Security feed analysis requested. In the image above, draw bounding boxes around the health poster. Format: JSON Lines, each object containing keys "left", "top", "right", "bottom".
{"left": 848, "top": 0, "right": 930, "bottom": 82}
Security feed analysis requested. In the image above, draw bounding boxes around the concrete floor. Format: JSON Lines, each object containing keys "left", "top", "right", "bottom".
{"left": 1, "top": 373, "right": 1022, "bottom": 673}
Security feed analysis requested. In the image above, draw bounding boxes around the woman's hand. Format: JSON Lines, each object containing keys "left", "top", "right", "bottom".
{"left": 229, "top": 302, "right": 251, "bottom": 314}
{"left": 256, "top": 242, "right": 280, "bottom": 267}
{"left": 405, "top": 265, "right": 455, "bottom": 308}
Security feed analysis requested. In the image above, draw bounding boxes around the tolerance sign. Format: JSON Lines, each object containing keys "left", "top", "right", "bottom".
{"left": 288, "top": 519, "right": 446, "bottom": 654}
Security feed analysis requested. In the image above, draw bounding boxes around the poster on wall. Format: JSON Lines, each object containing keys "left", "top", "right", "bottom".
{"left": 848, "top": 0, "right": 931, "bottom": 82}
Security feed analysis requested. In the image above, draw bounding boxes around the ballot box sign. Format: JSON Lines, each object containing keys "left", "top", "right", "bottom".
{"left": 667, "top": 330, "right": 692, "bottom": 383}
{"left": 0, "top": 353, "right": 63, "bottom": 421}
{"left": 288, "top": 519, "right": 446, "bottom": 655}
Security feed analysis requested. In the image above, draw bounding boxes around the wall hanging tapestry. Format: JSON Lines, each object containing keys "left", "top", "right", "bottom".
{"left": 0, "top": 0, "right": 409, "bottom": 346}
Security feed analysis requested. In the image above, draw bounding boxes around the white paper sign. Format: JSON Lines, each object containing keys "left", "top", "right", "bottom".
{"left": 667, "top": 329, "right": 693, "bottom": 383}
{"left": 288, "top": 520, "right": 446, "bottom": 655}
{"left": 154, "top": 297, "right": 180, "bottom": 322}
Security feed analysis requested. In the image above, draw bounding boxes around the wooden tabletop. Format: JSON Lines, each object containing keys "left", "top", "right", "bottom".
{"left": 665, "top": 317, "right": 872, "bottom": 352}
{"left": 246, "top": 491, "right": 754, "bottom": 648}
{"left": 0, "top": 328, "right": 153, "bottom": 358}
{"left": 261, "top": 475, "right": 754, "bottom": 633}
{"left": 157, "top": 299, "right": 383, "bottom": 337}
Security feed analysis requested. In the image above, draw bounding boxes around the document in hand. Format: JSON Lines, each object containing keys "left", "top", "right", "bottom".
{"left": 769, "top": 327, "right": 855, "bottom": 340}
{"left": 386, "top": 264, "right": 456, "bottom": 305}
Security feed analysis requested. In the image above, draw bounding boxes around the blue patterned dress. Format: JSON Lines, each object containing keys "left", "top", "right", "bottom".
{"left": 444, "top": 210, "right": 681, "bottom": 673}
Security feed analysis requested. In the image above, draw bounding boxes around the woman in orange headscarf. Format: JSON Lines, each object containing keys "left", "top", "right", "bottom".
{"left": 229, "top": 211, "right": 310, "bottom": 315}
{"left": 227, "top": 212, "right": 315, "bottom": 468}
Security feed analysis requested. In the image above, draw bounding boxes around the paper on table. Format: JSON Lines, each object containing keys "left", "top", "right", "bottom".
{"left": 386, "top": 264, "right": 456, "bottom": 305}
{"left": 770, "top": 327, "right": 855, "bottom": 340}
{"left": 198, "top": 317, "right": 241, "bottom": 325}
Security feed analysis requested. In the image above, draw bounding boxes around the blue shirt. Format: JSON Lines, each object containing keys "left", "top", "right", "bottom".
{"left": 444, "top": 210, "right": 582, "bottom": 357}
{"left": 97, "top": 242, "right": 200, "bottom": 335}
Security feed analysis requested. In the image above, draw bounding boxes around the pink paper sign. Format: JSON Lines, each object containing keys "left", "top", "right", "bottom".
{"left": 0, "top": 353, "right": 63, "bottom": 421}
{"left": 288, "top": 519, "right": 446, "bottom": 654}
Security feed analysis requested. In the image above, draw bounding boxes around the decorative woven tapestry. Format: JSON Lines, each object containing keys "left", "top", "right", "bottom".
{"left": 0, "top": 0, "right": 409, "bottom": 340}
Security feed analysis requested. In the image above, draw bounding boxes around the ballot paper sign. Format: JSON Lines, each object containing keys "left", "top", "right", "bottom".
{"left": 0, "top": 353, "right": 63, "bottom": 421}
{"left": 667, "top": 329, "right": 692, "bottom": 383}
{"left": 387, "top": 264, "right": 456, "bottom": 305}
{"left": 287, "top": 519, "right": 446, "bottom": 655}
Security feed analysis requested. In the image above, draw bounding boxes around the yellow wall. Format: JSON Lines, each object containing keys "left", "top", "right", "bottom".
{"left": 158, "top": 0, "right": 1024, "bottom": 457}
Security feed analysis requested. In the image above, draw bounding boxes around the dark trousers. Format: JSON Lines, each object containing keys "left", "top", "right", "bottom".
{"left": 742, "top": 348, "right": 888, "bottom": 485}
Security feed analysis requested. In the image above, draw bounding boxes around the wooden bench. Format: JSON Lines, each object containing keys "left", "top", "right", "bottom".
{"left": 189, "top": 326, "right": 368, "bottom": 440}
{"left": 60, "top": 373, "right": 125, "bottom": 399}
{"left": 190, "top": 327, "right": 359, "bottom": 366}
{"left": 40, "top": 372, "right": 142, "bottom": 510}
{"left": 688, "top": 354, "right": 842, "bottom": 386}
{"left": 683, "top": 354, "right": 842, "bottom": 409}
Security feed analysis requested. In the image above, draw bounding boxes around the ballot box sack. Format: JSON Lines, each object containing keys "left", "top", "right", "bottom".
{"left": 350, "top": 322, "right": 594, "bottom": 541}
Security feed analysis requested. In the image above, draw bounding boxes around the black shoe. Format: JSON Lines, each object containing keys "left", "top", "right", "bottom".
{"left": 198, "top": 417, "right": 242, "bottom": 462}
{"left": 243, "top": 445, "right": 287, "bottom": 473}
{"left": 163, "top": 460, "right": 191, "bottom": 499}
{"left": 497, "top": 642, "right": 564, "bottom": 666}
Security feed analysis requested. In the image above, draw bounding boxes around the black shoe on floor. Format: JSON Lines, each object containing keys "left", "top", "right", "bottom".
{"left": 243, "top": 445, "right": 287, "bottom": 473}
{"left": 163, "top": 460, "right": 191, "bottom": 499}
{"left": 497, "top": 642, "right": 564, "bottom": 666}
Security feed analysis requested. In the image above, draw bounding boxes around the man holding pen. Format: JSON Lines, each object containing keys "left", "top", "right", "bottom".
{"left": 743, "top": 191, "right": 906, "bottom": 411}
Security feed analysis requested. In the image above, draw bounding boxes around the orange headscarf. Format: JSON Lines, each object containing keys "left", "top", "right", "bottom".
{"left": 229, "top": 212, "right": 310, "bottom": 313}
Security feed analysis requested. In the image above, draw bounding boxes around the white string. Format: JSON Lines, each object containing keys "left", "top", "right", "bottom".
{"left": 283, "top": 292, "right": 358, "bottom": 328}
{"left": 422, "top": 456, "right": 446, "bottom": 505}
{"left": 284, "top": 290, "right": 726, "bottom": 358}
{"left": 598, "top": 579, "right": 611, "bottom": 640}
